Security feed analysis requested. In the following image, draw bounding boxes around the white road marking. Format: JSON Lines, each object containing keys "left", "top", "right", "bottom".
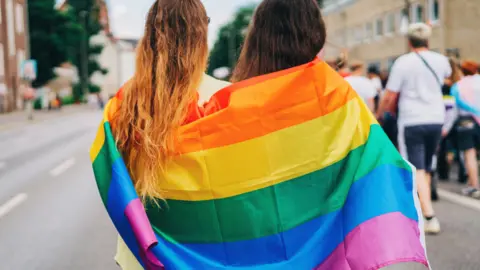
{"left": 50, "top": 158, "right": 76, "bottom": 177}
{"left": 438, "top": 189, "right": 480, "bottom": 212}
{"left": 0, "top": 193, "right": 28, "bottom": 219}
{"left": 0, "top": 161, "right": 6, "bottom": 170}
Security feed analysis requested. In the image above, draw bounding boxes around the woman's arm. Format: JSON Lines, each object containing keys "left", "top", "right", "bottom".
{"left": 366, "top": 97, "right": 375, "bottom": 113}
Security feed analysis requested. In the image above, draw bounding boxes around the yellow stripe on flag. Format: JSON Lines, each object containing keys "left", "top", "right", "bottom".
{"left": 90, "top": 122, "right": 106, "bottom": 162}
{"left": 90, "top": 98, "right": 117, "bottom": 162}
{"left": 152, "top": 98, "right": 376, "bottom": 201}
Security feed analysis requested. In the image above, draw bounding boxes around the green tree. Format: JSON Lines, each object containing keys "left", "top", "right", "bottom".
{"left": 28, "top": 0, "right": 82, "bottom": 88}
{"left": 65, "top": 0, "right": 108, "bottom": 98}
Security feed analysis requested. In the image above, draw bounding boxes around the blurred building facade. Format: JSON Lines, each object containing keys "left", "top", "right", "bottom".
{"left": 322, "top": 0, "right": 480, "bottom": 71}
{"left": 90, "top": 35, "right": 137, "bottom": 100}
{"left": 0, "top": 0, "right": 29, "bottom": 113}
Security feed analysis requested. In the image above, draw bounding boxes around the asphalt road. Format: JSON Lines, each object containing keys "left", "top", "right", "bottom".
{"left": 0, "top": 109, "right": 479, "bottom": 270}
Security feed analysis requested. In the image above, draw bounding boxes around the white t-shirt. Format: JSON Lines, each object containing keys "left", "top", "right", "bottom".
{"left": 386, "top": 51, "right": 452, "bottom": 126}
{"left": 345, "top": 75, "right": 377, "bottom": 101}
{"left": 370, "top": 77, "right": 383, "bottom": 95}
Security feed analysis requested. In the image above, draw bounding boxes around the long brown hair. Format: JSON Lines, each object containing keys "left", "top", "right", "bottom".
{"left": 113, "top": 0, "right": 209, "bottom": 200}
{"left": 231, "top": 0, "right": 326, "bottom": 82}
{"left": 449, "top": 58, "right": 463, "bottom": 83}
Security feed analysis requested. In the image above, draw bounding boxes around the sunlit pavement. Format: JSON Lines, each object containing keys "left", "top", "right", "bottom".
{"left": 0, "top": 109, "right": 479, "bottom": 269}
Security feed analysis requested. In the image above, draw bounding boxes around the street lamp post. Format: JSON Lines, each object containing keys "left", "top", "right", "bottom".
{"left": 79, "top": 11, "right": 89, "bottom": 99}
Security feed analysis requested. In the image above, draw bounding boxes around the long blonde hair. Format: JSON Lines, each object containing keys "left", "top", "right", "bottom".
{"left": 113, "top": 0, "right": 209, "bottom": 200}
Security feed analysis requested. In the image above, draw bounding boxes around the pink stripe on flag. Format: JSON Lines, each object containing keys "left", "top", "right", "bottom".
{"left": 125, "top": 198, "right": 164, "bottom": 269}
{"left": 315, "top": 212, "right": 428, "bottom": 270}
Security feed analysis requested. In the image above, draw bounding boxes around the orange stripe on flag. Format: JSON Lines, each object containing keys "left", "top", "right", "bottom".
{"left": 176, "top": 62, "right": 356, "bottom": 154}
{"left": 104, "top": 61, "right": 357, "bottom": 155}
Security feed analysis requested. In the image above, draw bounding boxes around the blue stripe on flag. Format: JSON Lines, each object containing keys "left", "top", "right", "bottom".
{"left": 150, "top": 164, "right": 419, "bottom": 269}
{"left": 106, "top": 158, "right": 143, "bottom": 267}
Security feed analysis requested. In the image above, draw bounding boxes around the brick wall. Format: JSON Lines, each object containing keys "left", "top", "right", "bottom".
{"left": 0, "top": 0, "right": 29, "bottom": 112}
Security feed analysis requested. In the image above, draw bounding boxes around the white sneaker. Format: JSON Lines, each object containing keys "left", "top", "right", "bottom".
{"left": 472, "top": 190, "right": 480, "bottom": 199}
{"left": 424, "top": 217, "right": 441, "bottom": 235}
{"left": 462, "top": 187, "right": 480, "bottom": 199}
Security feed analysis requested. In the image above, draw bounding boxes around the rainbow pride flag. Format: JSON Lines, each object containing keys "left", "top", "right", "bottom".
{"left": 91, "top": 60, "right": 429, "bottom": 269}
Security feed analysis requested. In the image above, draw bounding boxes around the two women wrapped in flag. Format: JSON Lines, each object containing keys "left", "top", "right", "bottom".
{"left": 90, "top": 0, "right": 429, "bottom": 269}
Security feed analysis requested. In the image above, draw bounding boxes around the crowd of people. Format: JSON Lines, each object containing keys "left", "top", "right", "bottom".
{"left": 333, "top": 23, "right": 480, "bottom": 234}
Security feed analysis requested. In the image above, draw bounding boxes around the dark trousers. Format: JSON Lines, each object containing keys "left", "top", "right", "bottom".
{"left": 436, "top": 128, "right": 468, "bottom": 183}
{"left": 382, "top": 114, "right": 398, "bottom": 148}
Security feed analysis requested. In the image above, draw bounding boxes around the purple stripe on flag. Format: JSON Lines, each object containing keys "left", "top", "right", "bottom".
{"left": 125, "top": 198, "right": 164, "bottom": 269}
{"left": 315, "top": 212, "right": 428, "bottom": 270}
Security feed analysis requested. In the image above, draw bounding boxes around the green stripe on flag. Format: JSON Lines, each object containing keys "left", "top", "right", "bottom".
{"left": 146, "top": 124, "right": 411, "bottom": 244}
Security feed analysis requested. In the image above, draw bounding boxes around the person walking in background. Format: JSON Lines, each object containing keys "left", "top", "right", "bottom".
{"left": 437, "top": 58, "right": 464, "bottom": 183}
{"left": 96, "top": 93, "right": 104, "bottom": 110}
{"left": 23, "top": 86, "right": 36, "bottom": 120}
{"left": 0, "top": 85, "right": 6, "bottom": 113}
{"left": 451, "top": 60, "right": 480, "bottom": 198}
{"left": 345, "top": 62, "right": 376, "bottom": 111}
{"left": 377, "top": 70, "right": 399, "bottom": 148}
{"left": 367, "top": 66, "right": 383, "bottom": 109}
{"left": 368, "top": 66, "right": 383, "bottom": 93}
{"left": 377, "top": 23, "right": 452, "bottom": 234}
{"left": 380, "top": 69, "right": 390, "bottom": 90}
{"left": 336, "top": 56, "right": 350, "bottom": 77}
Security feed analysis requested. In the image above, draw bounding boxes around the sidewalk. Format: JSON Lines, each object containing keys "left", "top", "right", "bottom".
{"left": 0, "top": 105, "right": 90, "bottom": 131}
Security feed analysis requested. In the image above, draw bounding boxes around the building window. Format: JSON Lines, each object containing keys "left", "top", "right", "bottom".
{"left": 347, "top": 28, "right": 355, "bottom": 47}
{"left": 385, "top": 13, "right": 395, "bottom": 34}
{"left": 365, "top": 22, "right": 373, "bottom": 41}
{"left": 6, "top": 0, "right": 15, "bottom": 56}
{"left": 412, "top": 3, "right": 425, "bottom": 23}
{"left": 375, "top": 18, "right": 384, "bottom": 38}
{"left": 338, "top": 29, "right": 347, "bottom": 47}
{"left": 0, "top": 44, "right": 4, "bottom": 77}
{"left": 15, "top": 4, "right": 24, "bottom": 33}
{"left": 322, "top": 0, "right": 336, "bottom": 9}
{"left": 355, "top": 26, "right": 363, "bottom": 44}
{"left": 429, "top": 0, "right": 440, "bottom": 23}
{"left": 322, "top": 0, "right": 354, "bottom": 13}
{"left": 398, "top": 8, "right": 409, "bottom": 34}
